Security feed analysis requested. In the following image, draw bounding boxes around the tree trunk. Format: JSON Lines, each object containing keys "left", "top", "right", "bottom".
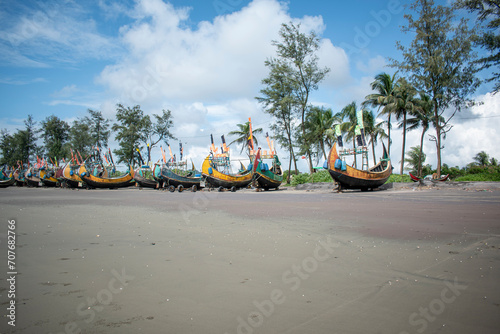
{"left": 387, "top": 114, "right": 391, "bottom": 156}
{"left": 434, "top": 104, "right": 441, "bottom": 177}
{"left": 400, "top": 112, "right": 407, "bottom": 175}
{"left": 353, "top": 140, "right": 357, "bottom": 169}
{"left": 287, "top": 148, "right": 292, "bottom": 184}
{"left": 371, "top": 137, "right": 376, "bottom": 165}
{"left": 418, "top": 126, "right": 427, "bottom": 178}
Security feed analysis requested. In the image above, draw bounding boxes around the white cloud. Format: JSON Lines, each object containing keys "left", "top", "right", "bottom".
{"left": 97, "top": 0, "right": 347, "bottom": 106}
{"left": 356, "top": 55, "right": 386, "bottom": 74}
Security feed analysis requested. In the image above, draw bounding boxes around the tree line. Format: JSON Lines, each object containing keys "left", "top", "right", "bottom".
{"left": 0, "top": 105, "right": 176, "bottom": 167}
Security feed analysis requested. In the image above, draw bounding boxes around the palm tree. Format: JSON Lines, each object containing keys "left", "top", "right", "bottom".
{"left": 391, "top": 79, "right": 417, "bottom": 175}
{"left": 363, "top": 110, "right": 388, "bottom": 165}
{"left": 363, "top": 72, "right": 399, "bottom": 156}
{"left": 406, "top": 93, "right": 434, "bottom": 178}
{"left": 404, "top": 146, "right": 426, "bottom": 174}
{"left": 228, "top": 121, "right": 263, "bottom": 156}
{"left": 340, "top": 102, "right": 361, "bottom": 168}
{"left": 303, "top": 106, "right": 335, "bottom": 161}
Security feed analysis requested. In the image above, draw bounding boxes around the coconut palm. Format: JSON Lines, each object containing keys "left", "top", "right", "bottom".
{"left": 404, "top": 146, "right": 426, "bottom": 174}
{"left": 363, "top": 72, "right": 399, "bottom": 156}
{"left": 339, "top": 102, "right": 363, "bottom": 168}
{"left": 363, "top": 110, "right": 389, "bottom": 165}
{"left": 303, "top": 106, "right": 335, "bottom": 161}
{"left": 228, "top": 121, "right": 263, "bottom": 156}
{"left": 406, "top": 93, "right": 434, "bottom": 177}
{"left": 390, "top": 79, "right": 417, "bottom": 175}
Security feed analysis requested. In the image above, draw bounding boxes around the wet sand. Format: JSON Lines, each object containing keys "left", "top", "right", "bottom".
{"left": 1, "top": 186, "right": 499, "bottom": 334}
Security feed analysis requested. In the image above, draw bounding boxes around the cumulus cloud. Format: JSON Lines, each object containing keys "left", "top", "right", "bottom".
{"left": 97, "top": 0, "right": 349, "bottom": 105}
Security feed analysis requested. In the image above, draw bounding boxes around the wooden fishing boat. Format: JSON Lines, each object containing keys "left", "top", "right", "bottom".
{"left": 61, "top": 162, "right": 83, "bottom": 188}
{"left": 327, "top": 143, "right": 392, "bottom": 191}
{"left": 24, "top": 167, "right": 42, "bottom": 187}
{"left": 39, "top": 166, "right": 59, "bottom": 187}
{"left": 0, "top": 171, "right": 15, "bottom": 188}
{"left": 410, "top": 172, "right": 449, "bottom": 182}
{"left": 201, "top": 154, "right": 253, "bottom": 191}
{"left": 252, "top": 148, "right": 283, "bottom": 190}
{"left": 78, "top": 164, "right": 134, "bottom": 189}
{"left": 13, "top": 168, "right": 26, "bottom": 186}
{"left": 160, "top": 164, "right": 202, "bottom": 192}
{"left": 131, "top": 164, "right": 160, "bottom": 189}
{"left": 0, "top": 177, "right": 15, "bottom": 188}
{"left": 409, "top": 172, "right": 421, "bottom": 182}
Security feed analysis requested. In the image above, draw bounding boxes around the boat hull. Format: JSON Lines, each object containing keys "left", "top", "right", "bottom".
{"left": 160, "top": 168, "right": 202, "bottom": 189}
{"left": 252, "top": 149, "right": 283, "bottom": 189}
{"left": 327, "top": 143, "right": 392, "bottom": 190}
{"left": 201, "top": 155, "right": 252, "bottom": 189}
{"left": 39, "top": 168, "right": 59, "bottom": 187}
{"left": 61, "top": 163, "right": 83, "bottom": 187}
{"left": 78, "top": 165, "right": 134, "bottom": 189}
{"left": 132, "top": 166, "right": 158, "bottom": 189}
{"left": 0, "top": 177, "right": 15, "bottom": 188}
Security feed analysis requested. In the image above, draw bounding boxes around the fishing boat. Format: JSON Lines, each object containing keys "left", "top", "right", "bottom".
{"left": 13, "top": 167, "right": 26, "bottom": 186}
{"left": 131, "top": 164, "right": 160, "bottom": 189}
{"left": 327, "top": 142, "right": 392, "bottom": 191}
{"left": 24, "top": 166, "right": 42, "bottom": 187}
{"left": 61, "top": 162, "right": 83, "bottom": 188}
{"left": 159, "top": 143, "right": 202, "bottom": 192}
{"left": 201, "top": 134, "right": 252, "bottom": 191}
{"left": 39, "top": 166, "right": 59, "bottom": 187}
{"left": 410, "top": 172, "right": 449, "bottom": 182}
{"left": 78, "top": 163, "right": 134, "bottom": 189}
{"left": 0, "top": 177, "right": 15, "bottom": 188}
{"left": 0, "top": 170, "right": 15, "bottom": 188}
{"left": 251, "top": 134, "right": 283, "bottom": 190}
{"left": 409, "top": 172, "right": 421, "bottom": 182}
{"left": 131, "top": 145, "right": 160, "bottom": 189}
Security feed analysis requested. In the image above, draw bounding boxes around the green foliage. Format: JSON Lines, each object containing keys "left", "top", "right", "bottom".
{"left": 290, "top": 172, "right": 312, "bottom": 186}
{"left": 391, "top": 0, "right": 480, "bottom": 176}
{"left": 228, "top": 121, "right": 263, "bottom": 155}
{"left": 455, "top": 0, "right": 500, "bottom": 93}
{"left": 41, "top": 115, "right": 70, "bottom": 160}
{"left": 404, "top": 146, "right": 426, "bottom": 174}
{"left": 289, "top": 169, "right": 333, "bottom": 186}
{"left": 455, "top": 172, "right": 500, "bottom": 181}
{"left": 0, "top": 115, "right": 40, "bottom": 165}
{"left": 69, "top": 118, "right": 92, "bottom": 157}
{"left": 86, "top": 109, "right": 111, "bottom": 149}
{"left": 310, "top": 170, "right": 332, "bottom": 183}
{"left": 387, "top": 174, "right": 412, "bottom": 183}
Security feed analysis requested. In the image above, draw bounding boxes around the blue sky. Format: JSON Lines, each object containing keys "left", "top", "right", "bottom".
{"left": 1, "top": 0, "right": 499, "bottom": 171}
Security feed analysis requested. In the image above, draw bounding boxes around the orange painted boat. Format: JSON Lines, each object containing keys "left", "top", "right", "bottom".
{"left": 78, "top": 164, "right": 133, "bottom": 189}
{"left": 61, "top": 162, "right": 83, "bottom": 187}
{"left": 39, "top": 167, "right": 59, "bottom": 187}
{"left": 327, "top": 142, "right": 392, "bottom": 191}
{"left": 201, "top": 154, "right": 252, "bottom": 191}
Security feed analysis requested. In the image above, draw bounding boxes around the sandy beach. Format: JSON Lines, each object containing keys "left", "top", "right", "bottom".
{"left": 1, "top": 185, "right": 499, "bottom": 334}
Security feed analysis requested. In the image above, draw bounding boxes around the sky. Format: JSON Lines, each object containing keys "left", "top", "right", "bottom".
{"left": 1, "top": 0, "right": 499, "bottom": 172}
